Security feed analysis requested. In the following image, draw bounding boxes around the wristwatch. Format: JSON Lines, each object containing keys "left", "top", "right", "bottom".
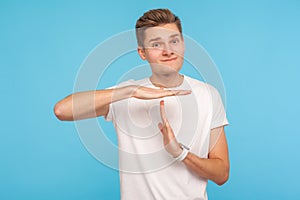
{"left": 176, "top": 143, "right": 190, "bottom": 161}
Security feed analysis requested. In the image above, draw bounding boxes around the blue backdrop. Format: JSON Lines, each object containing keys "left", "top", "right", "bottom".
{"left": 1, "top": 0, "right": 299, "bottom": 199}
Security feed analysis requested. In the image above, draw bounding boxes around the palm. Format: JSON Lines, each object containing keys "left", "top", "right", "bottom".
{"left": 132, "top": 86, "right": 191, "bottom": 100}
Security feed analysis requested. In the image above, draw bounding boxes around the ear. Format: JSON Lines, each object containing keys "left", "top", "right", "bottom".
{"left": 137, "top": 46, "right": 147, "bottom": 60}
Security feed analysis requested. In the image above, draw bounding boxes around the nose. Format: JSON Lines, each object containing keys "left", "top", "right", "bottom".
{"left": 162, "top": 44, "right": 174, "bottom": 57}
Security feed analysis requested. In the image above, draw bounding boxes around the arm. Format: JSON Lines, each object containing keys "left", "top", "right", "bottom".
{"left": 182, "top": 127, "right": 229, "bottom": 185}
{"left": 54, "top": 85, "right": 191, "bottom": 121}
{"left": 158, "top": 100, "right": 229, "bottom": 185}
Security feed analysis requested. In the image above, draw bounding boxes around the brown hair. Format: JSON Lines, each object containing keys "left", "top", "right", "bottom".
{"left": 135, "top": 8, "right": 182, "bottom": 47}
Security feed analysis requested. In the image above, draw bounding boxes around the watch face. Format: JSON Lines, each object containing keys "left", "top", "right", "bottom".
{"left": 180, "top": 143, "right": 190, "bottom": 150}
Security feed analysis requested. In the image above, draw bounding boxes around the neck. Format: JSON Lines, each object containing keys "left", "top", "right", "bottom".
{"left": 150, "top": 72, "right": 184, "bottom": 88}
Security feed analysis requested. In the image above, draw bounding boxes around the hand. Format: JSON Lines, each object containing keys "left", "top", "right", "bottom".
{"left": 130, "top": 85, "right": 191, "bottom": 100}
{"left": 158, "top": 100, "right": 183, "bottom": 157}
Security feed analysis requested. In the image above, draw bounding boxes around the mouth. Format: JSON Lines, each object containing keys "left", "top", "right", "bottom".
{"left": 161, "top": 57, "right": 177, "bottom": 62}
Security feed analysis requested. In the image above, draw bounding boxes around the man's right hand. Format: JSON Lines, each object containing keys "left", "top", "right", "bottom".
{"left": 129, "top": 85, "right": 191, "bottom": 100}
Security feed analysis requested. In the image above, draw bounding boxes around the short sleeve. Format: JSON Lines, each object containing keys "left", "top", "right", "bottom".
{"left": 104, "top": 103, "right": 113, "bottom": 121}
{"left": 103, "top": 79, "right": 136, "bottom": 122}
{"left": 209, "top": 85, "right": 229, "bottom": 129}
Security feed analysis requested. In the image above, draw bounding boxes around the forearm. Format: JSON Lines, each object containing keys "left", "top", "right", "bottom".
{"left": 54, "top": 86, "right": 133, "bottom": 121}
{"left": 182, "top": 152, "right": 229, "bottom": 185}
{"left": 54, "top": 85, "right": 191, "bottom": 121}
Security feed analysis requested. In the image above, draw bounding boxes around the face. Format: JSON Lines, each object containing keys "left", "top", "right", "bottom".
{"left": 138, "top": 23, "right": 185, "bottom": 75}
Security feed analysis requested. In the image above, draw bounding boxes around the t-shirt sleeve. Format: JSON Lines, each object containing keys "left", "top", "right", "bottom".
{"left": 209, "top": 85, "right": 229, "bottom": 129}
{"left": 104, "top": 102, "right": 114, "bottom": 121}
{"left": 103, "top": 85, "right": 115, "bottom": 122}
{"left": 104, "top": 79, "right": 136, "bottom": 122}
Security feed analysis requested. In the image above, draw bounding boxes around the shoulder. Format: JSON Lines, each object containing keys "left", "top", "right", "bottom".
{"left": 184, "top": 76, "right": 224, "bottom": 105}
{"left": 185, "top": 76, "right": 217, "bottom": 94}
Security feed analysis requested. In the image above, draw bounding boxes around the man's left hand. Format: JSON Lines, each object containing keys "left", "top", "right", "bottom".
{"left": 158, "top": 100, "right": 183, "bottom": 158}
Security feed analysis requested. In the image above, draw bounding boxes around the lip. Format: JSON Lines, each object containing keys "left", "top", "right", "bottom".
{"left": 161, "top": 57, "right": 177, "bottom": 62}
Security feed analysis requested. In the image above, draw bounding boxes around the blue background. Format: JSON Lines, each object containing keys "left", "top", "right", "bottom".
{"left": 1, "top": 0, "right": 299, "bottom": 199}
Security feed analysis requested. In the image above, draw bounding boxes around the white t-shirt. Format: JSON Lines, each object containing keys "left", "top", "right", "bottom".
{"left": 105, "top": 75, "right": 228, "bottom": 200}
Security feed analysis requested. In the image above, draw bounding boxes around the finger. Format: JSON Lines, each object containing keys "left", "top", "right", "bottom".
{"left": 165, "top": 119, "right": 171, "bottom": 129}
{"left": 175, "top": 90, "right": 192, "bottom": 95}
{"left": 160, "top": 100, "right": 167, "bottom": 124}
{"left": 158, "top": 122, "right": 164, "bottom": 134}
{"left": 166, "top": 89, "right": 192, "bottom": 96}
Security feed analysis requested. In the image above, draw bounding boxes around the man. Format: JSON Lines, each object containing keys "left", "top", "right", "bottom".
{"left": 54, "top": 8, "right": 229, "bottom": 200}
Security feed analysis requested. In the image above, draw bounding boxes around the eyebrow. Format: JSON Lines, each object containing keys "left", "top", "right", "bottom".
{"left": 148, "top": 34, "right": 180, "bottom": 43}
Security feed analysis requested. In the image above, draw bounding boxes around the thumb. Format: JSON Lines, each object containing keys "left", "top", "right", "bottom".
{"left": 158, "top": 122, "right": 164, "bottom": 133}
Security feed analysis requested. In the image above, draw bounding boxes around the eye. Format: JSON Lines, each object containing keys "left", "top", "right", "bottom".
{"left": 171, "top": 38, "right": 179, "bottom": 45}
{"left": 152, "top": 43, "right": 161, "bottom": 48}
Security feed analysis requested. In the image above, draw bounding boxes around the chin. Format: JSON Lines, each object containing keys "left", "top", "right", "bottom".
{"left": 150, "top": 62, "right": 182, "bottom": 74}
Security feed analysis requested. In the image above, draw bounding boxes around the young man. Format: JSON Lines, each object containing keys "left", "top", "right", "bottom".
{"left": 54, "top": 9, "right": 229, "bottom": 200}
